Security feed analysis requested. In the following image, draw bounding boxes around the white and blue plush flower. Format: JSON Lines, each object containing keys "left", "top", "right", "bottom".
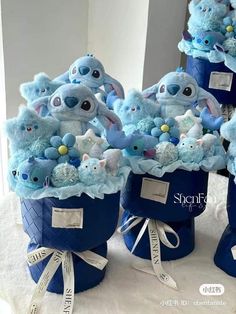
{"left": 45, "top": 133, "right": 80, "bottom": 164}
{"left": 151, "top": 117, "right": 180, "bottom": 144}
{"left": 221, "top": 17, "right": 236, "bottom": 38}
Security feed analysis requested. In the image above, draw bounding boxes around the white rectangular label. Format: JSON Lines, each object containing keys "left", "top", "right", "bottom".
{"left": 52, "top": 207, "right": 83, "bottom": 229}
{"left": 209, "top": 71, "right": 233, "bottom": 91}
{"left": 231, "top": 245, "right": 236, "bottom": 260}
{"left": 140, "top": 178, "right": 169, "bottom": 204}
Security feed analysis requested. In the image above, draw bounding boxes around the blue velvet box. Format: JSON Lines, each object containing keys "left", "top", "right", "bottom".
{"left": 21, "top": 193, "right": 120, "bottom": 251}
{"left": 120, "top": 170, "right": 208, "bottom": 222}
{"left": 121, "top": 210, "right": 195, "bottom": 261}
{"left": 186, "top": 55, "right": 236, "bottom": 105}
{"left": 214, "top": 225, "right": 236, "bottom": 278}
{"left": 27, "top": 242, "right": 107, "bottom": 294}
{"left": 226, "top": 175, "right": 236, "bottom": 229}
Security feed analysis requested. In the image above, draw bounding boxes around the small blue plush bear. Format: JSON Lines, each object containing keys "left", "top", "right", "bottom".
{"left": 78, "top": 154, "right": 107, "bottom": 185}
{"left": 113, "top": 89, "right": 159, "bottom": 135}
{"left": 177, "top": 135, "right": 204, "bottom": 163}
{"left": 188, "top": 0, "right": 228, "bottom": 36}
{"left": 16, "top": 157, "right": 57, "bottom": 189}
{"left": 20, "top": 72, "right": 63, "bottom": 104}
{"left": 54, "top": 54, "right": 124, "bottom": 101}
{"left": 4, "top": 106, "right": 59, "bottom": 156}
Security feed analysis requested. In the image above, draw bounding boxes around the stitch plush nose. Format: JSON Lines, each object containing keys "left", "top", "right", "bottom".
{"left": 79, "top": 66, "right": 90, "bottom": 75}
{"left": 64, "top": 97, "right": 79, "bottom": 108}
{"left": 22, "top": 173, "right": 28, "bottom": 180}
{"left": 167, "top": 84, "right": 180, "bottom": 95}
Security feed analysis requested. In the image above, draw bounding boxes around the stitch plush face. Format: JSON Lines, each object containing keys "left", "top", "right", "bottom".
{"left": 185, "top": 31, "right": 225, "bottom": 51}
{"left": 68, "top": 55, "right": 124, "bottom": 98}
{"left": 4, "top": 107, "right": 59, "bottom": 153}
{"left": 78, "top": 154, "right": 107, "bottom": 185}
{"left": 20, "top": 73, "right": 63, "bottom": 103}
{"left": 46, "top": 84, "right": 121, "bottom": 129}
{"left": 177, "top": 135, "right": 204, "bottom": 163}
{"left": 16, "top": 157, "right": 57, "bottom": 189}
{"left": 113, "top": 89, "right": 159, "bottom": 126}
{"left": 69, "top": 56, "right": 105, "bottom": 88}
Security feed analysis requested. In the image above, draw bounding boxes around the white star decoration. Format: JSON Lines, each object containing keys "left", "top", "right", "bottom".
{"left": 76, "top": 129, "right": 105, "bottom": 158}
{"left": 175, "top": 110, "right": 203, "bottom": 138}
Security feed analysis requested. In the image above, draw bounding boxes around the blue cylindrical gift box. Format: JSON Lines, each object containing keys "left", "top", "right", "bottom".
{"left": 120, "top": 170, "right": 208, "bottom": 222}
{"left": 121, "top": 210, "right": 195, "bottom": 261}
{"left": 21, "top": 193, "right": 120, "bottom": 251}
{"left": 226, "top": 175, "right": 236, "bottom": 229}
{"left": 214, "top": 225, "right": 236, "bottom": 277}
{"left": 27, "top": 242, "right": 107, "bottom": 294}
{"left": 186, "top": 55, "right": 236, "bottom": 105}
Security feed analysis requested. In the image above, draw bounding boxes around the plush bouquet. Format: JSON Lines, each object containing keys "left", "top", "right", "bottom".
{"left": 4, "top": 55, "right": 130, "bottom": 314}
{"left": 106, "top": 69, "right": 226, "bottom": 289}
{"left": 178, "top": 0, "right": 236, "bottom": 104}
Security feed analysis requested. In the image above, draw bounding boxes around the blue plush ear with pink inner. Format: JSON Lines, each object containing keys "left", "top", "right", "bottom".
{"left": 20, "top": 72, "right": 64, "bottom": 104}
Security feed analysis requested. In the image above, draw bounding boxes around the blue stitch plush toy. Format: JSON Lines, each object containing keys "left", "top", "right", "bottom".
{"left": 78, "top": 154, "right": 107, "bottom": 185}
{"left": 4, "top": 106, "right": 59, "bottom": 156}
{"left": 183, "top": 30, "right": 225, "bottom": 51}
{"left": 113, "top": 89, "right": 159, "bottom": 135}
{"left": 16, "top": 157, "right": 57, "bottom": 189}
{"left": 188, "top": 0, "right": 228, "bottom": 36}
{"left": 142, "top": 70, "right": 223, "bottom": 130}
{"left": 55, "top": 54, "right": 124, "bottom": 101}
{"left": 30, "top": 84, "right": 122, "bottom": 136}
{"left": 20, "top": 72, "right": 63, "bottom": 105}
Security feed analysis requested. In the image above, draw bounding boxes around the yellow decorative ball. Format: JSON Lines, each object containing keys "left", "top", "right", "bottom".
{"left": 226, "top": 25, "right": 234, "bottom": 33}
{"left": 58, "top": 145, "right": 68, "bottom": 155}
{"left": 160, "top": 124, "right": 170, "bottom": 133}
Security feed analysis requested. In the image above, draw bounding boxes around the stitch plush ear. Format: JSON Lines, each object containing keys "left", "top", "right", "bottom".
{"left": 197, "top": 88, "right": 222, "bottom": 117}
{"left": 182, "top": 30, "right": 193, "bottom": 42}
{"left": 28, "top": 96, "right": 50, "bottom": 117}
{"left": 103, "top": 73, "right": 125, "bottom": 99}
{"left": 97, "top": 101, "right": 122, "bottom": 131}
{"left": 54, "top": 71, "right": 70, "bottom": 83}
{"left": 142, "top": 84, "right": 159, "bottom": 101}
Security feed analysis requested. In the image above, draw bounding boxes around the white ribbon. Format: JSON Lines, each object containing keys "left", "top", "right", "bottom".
{"left": 118, "top": 216, "right": 180, "bottom": 290}
{"left": 27, "top": 247, "right": 108, "bottom": 314}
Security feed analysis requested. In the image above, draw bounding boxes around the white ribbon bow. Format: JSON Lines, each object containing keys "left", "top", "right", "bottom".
{"left": 118, "top": 216, "right": 180, "bottom": 290}
{"left": 27, "top": 247, "right": 108, "bottom": 314}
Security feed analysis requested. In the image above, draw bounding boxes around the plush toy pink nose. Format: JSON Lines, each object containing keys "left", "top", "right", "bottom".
{"left": 27, "top": 127, "right": 32, "bottom": 132}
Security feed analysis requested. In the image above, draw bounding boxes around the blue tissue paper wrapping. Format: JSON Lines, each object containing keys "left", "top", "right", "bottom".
{"left": 121, "top": 210, "right": 195, "bottom": 261}
{"left": 21, "top": 193, "right": 120, "bottom": 251}
{"left": 186, "top": 55, "right": 236, "bottom": 105}
{"left": 27, "top": 241, "right": 107, "bottom": 294}
{"left": 214, "top": 225, "right": 236, "bottom": 278}
{"left": 121, "top": 170, "right": 209, "bottom": 221}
